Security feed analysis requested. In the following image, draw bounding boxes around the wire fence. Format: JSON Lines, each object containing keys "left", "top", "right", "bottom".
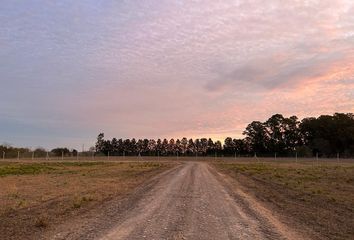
{"left": 1, "top": 151, "right": 354, "bottom": 165}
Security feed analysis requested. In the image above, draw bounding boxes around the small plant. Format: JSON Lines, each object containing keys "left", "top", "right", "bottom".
{"left": 73, "top": 202, "right": 81, "bottom": 209}
{"left": 17, "top": 199, "right": 26, "bottom": 207}
{"left": 72, "top": 196, "right": 93, "bottom": 209}
{"left": 34, "top": 217, "right": 47, "bottom": 228}
{"left": 9, "top": 193, "right": 20, "bottom": 199}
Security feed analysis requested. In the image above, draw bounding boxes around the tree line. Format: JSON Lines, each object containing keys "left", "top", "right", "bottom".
{"left": 2, "top": 113, "right": 353, "bottom": 159}
{"left": 242, "top": 113, "right": 354, "bottom": 157}
{"left": 0, "top": 145, "right": 79, "bottom": 159}
{"left": 95, "top": 113, "right": 354, "bottom": 158}
{"left": 95, "top": 134, "right": 223, "bottom": 157}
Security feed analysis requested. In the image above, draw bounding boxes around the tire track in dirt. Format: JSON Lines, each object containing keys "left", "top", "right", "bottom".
{"left": 98, "top": 162, "right": 305, "bottom": 240}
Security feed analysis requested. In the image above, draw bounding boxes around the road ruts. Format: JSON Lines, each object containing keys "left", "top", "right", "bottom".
{"left": 99, "top": 162, "right": 302, "bottom": 240}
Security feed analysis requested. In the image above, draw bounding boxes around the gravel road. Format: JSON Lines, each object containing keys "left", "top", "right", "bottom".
{"left": 95, "top": 162, "right": 303, "bottom": 240}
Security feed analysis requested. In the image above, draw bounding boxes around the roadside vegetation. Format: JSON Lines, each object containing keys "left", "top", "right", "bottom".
{"left": 94, "top": 113, "right": 354, "bottom": 159}
{"left": 3, "top": 113, "right": 353, "bottom": 160}
{"left": 0, "top": 161, "right": 174, "bottom": 240}
{"left": 214, "top": 160, "right": 354, "bottom": 240}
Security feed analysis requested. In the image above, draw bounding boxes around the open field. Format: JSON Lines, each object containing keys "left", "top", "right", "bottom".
{"left": 1, "top": 157, "right": 354, "bottom": 239}
{"left": 214, "top": 158, "right": 354, "bottom": 239}
{"left": 33, "top": 160, "right": 309, "bottom": 240}
{"left": 0, "top": 160, "right": 175, "bottom": 240}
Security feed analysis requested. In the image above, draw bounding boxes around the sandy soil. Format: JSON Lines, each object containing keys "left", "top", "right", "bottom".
{"left": 46, "top": 162, "right": 308, "bottom": 240}
{"left": 0, "top": 162, "right": 173, "bottom": 240}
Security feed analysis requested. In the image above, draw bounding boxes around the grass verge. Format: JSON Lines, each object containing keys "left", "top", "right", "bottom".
{"left": 214, "top": 161, "right": 354, "bottom": 240}
{"left": 0, "top": 161, "right": 175, "bottom": 240}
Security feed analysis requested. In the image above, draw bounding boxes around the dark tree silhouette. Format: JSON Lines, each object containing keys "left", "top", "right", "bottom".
{"left": 243, "top": 121, "right": 269, "bottom": 154}
{"left": 51, "top": 148, "right": 70, "bottom": 157}
{"left": 93, "top": 113, "right": 354, "bottom": 158}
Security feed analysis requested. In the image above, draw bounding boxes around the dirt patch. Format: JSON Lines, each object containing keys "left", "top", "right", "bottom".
{"left": 213, "top": 161, "right": 354, "bottom": 240}
{"left": 0, "top": 161, "right": 175, "bottom": 240}
{"left": 98, "top": 162, "right": 305, "bottom": 240}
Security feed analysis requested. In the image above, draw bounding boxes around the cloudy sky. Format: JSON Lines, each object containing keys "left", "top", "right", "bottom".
{"left": 1, "top": 0, "right": 354, "bottom": 149}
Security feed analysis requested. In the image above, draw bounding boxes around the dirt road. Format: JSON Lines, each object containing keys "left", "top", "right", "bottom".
{"left": 46, "top": 162, "right": 305, "bottom": 239}
{"left": 90, "top": 162, "right": 302, "bottom": 240}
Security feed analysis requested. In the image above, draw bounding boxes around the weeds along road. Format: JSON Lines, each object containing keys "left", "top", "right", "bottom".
{"left": 52, "top": 162, "right": 304, "bottom": 240}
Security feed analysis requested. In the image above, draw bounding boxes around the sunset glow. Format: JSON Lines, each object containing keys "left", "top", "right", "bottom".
{"left": 1, "top": 0, "right": 354, "bottom": 149}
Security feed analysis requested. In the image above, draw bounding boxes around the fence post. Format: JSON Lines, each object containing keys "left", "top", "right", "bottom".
{"left": 3, "top": 151, "right": 5, "bottom": 160}
{"left": 316, "top": 152, "right": 319, "bottom": 165}
{"left": 32, "top": 151, "right": 34, "bottom": 160}
{"left": 17, "top": 151, "right": 20, "bottom": 160}
{"left": 295, "top": 152, "right": 298, "bottom": 163}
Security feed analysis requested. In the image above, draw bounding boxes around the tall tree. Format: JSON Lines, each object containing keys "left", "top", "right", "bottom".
{"left": 206, "top": 138, "right": 215, "bottom": 155}
{"left": 130, "top": 138, "right": 137, "bottom": 154}
{"left": 200, "top": 138, "right": 208, "bottom": 155}
{"left": 136, "top": 139, "right": 144, "bottom": 154}
{"left": 175, "top": 139, "right": 182, "bottom": 154}
{"left": 148, "top": 139, "right": 156, "bottom": 155}
{"left": 169, "top": 139, "right": 176, "bottom": 155}
{"left": 283, "top": 116, "right": 302, "bottom": 152}
{"left": 187, "top": 139, "right": 195, "bottom": 155}
{"left": 111, "top": 138, "right": 119, "bottom": 155}
{"left": 265, "top": 114, "right": 285, "bottom": 153}
{"left": 243, "top": 121, "right": 268, "bottom": 154}
{"left": 195, "top": 139, "right": 201, "bottom": 155}
{"left": 95, "top": 133, "right": 105, "bottom": 154}
{"left": 181, "top": 138, "right": 188, "bottom": 154}
{"left": 162, "top": 139, "right": 169, "bottom": 155}
{"left": 156, "top": 139, "right": 162, "bottom": 155}
{"left": 224, "top": 137, "right": 234, "bottom": 155}
{"left": 214, "top": 141, "right": 222, "bottom": 155}
{"left": 123, "top": 139, "right": 131, "bottom": 155}
{"left": 142, "top": 139, "right": 149, "bottom": 154}
{"left": 51, "top": 148, "right": 70, "bottom": 157}
{"left": 233, "top": 139, "right": 248, "bottom": 155}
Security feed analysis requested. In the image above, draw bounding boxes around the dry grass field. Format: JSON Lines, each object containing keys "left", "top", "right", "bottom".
{"left": 2, "top": 157, "right": 354, "bottom": 239}
{"left": 0, "top": 160, "right": 175, "bottom": 240}
{"left": 214, "top": 158, "right": 354, "bottom": 240}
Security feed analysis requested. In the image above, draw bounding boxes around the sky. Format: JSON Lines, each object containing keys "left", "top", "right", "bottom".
{"left": 1, "top": 0, "right": 354, "bottom": 150}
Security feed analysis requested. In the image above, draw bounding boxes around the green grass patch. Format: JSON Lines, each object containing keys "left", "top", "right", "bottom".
{"left": 0, "top": 162, "right": 110, "bottom": 176}
{"left": 0, "top": 161, "right": 170, "bottom": 177}
{"left": 0, "top": 164, "right": 56, "bottom": 176}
